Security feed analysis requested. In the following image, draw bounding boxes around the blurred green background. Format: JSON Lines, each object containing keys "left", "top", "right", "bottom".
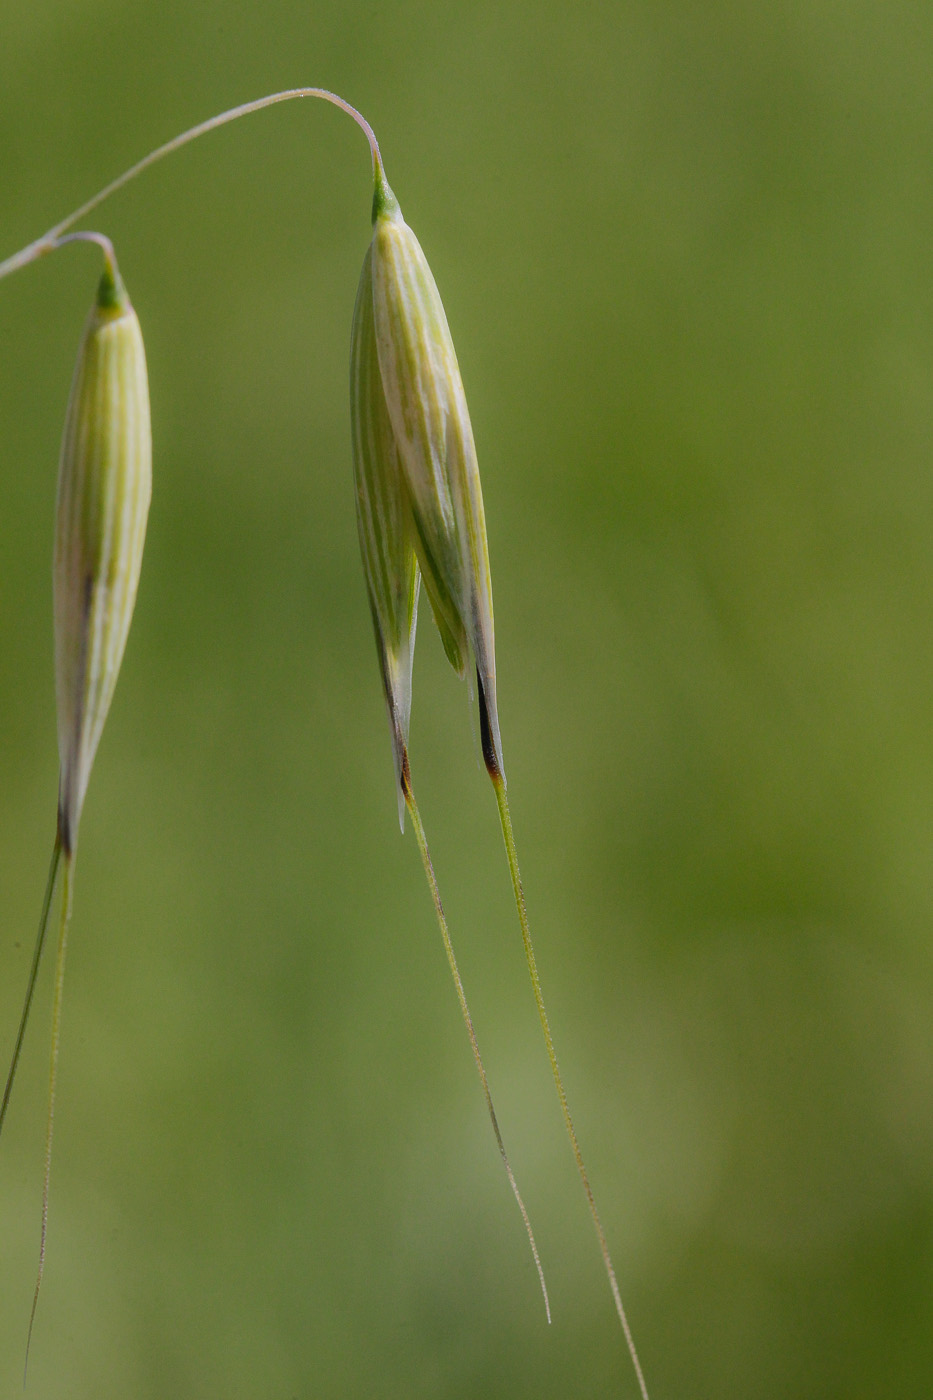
{"left": 2, "top": 2, "right": 933, "bottom": 1396}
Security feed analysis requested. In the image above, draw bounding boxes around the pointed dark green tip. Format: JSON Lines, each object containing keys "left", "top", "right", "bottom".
{"left": 96, "top": 260, "right": 129, "bottom": 313}
{"left": 477, "top": 669, "right": 506, "bottom": 785}
{"left": 372, "top": 158, "right": 401, "bottom": 225}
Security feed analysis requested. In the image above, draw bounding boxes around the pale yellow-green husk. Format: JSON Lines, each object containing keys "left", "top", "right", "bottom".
{"left": 54, "top": 266, "right": 151, "bottom": 853}
{"left": 351, "top": 242, "right": 420, "bottom": 828}
{"left": 362, "top": 168, "right": 504, "bottom": 778}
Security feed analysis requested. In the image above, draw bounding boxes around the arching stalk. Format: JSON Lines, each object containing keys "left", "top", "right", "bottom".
{"left": 0, "top": 89, "right": 381, "bottom": 284}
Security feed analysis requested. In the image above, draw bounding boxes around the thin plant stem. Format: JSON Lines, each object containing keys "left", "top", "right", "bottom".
{"left": 400, "top": 756, "right": 550, "bottom": 1323}
{"left": 0, "top": 838, "right": 62, "bottom": 1140}
{"left": 24, "top": 851, "right": 75, "bottom": 1381}
{"left": 487, "top": 764, "right": 649, "bottom": 1400}
{"left": 0, "top": 88, "right": 382, "bottom": 284}
{"left": 51, "top": 231, "right": 119, "bottom": 274}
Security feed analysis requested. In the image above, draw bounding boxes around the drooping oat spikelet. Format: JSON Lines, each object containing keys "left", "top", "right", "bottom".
{"left": 355, "top": 161, "right": 649, "bottom": 1396}
{"left": 1, "top": 250, "right": 151, "bottom": 1365}
{"left": 366, "top": 162, "right": 503, "bottom": 777}
{"left": 54, "top": 258, "right": 151, "bottom": 856}
{"left": 351, "top": 164, "right": 550, "bottom": 1321}
{"left": 351, "top": 243, "right": 420, "bottom": 832}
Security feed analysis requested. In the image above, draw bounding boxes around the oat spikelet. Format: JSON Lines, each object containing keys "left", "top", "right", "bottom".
{"left": 54, "top": 258, "right": 151, "bottom": 855}
{"left": 351, "top": 165, "right": 549, "bottom": 1320}
{"left": 351, "top": 242, "right": 420, "bottom": 831}
{"left": 354, "top": 160, "right": 649, "bottom": 1396}
{"left": 1, "top": 251, "right": 151, "bottom": 1367}
{"left": 366, "top": 162, "right": 503, "bottom": 776}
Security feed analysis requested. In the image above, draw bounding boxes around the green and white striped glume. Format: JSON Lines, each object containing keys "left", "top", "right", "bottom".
{"left": 351, "top": 161, "right": 504, "bottom": 799}
{"left": 54, "top": 262, "right": 151, "bottom": 855}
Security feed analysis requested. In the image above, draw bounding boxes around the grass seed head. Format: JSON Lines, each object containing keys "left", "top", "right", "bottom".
{"left": 351, "top": 242, "right": 420, "bottom": 828}
{"left": 54, "top": 260, "right": 151, "bottom": 854}
{"left": 360, "top": 162, "right": 504, "bottom": 779}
